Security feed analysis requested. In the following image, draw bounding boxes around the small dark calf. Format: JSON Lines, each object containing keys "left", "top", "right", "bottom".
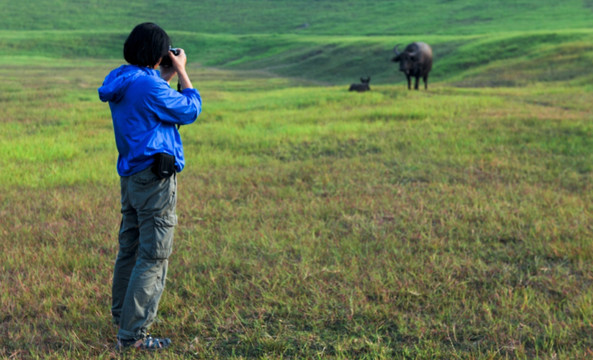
{"left": 349, "top": 77, "right": 371, "bottom": 92}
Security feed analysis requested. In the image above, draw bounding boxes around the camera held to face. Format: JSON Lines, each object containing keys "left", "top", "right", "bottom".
{"left": 160, "top": 47, "right": 181, "bottom": 67}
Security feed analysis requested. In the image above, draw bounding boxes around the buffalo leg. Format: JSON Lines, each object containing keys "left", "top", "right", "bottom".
{"left": 423, "top": 75, "right": 428, "bottom": 90}
{"left": 414, "top": 76, "right": 419, "bottom": 90}
{"left": 406, "top": 76, "right": 411, "bottom": 90}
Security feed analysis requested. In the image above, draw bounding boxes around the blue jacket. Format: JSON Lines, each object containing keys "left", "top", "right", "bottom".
{"left": 98, "top": 65, "right": 202, "bottom": 176}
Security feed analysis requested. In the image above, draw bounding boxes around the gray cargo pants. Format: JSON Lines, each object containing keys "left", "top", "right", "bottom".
{"left": 111, "top": 167, "right": 177, "bottom": 341}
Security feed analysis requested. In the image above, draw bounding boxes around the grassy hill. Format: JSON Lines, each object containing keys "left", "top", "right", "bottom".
{"left": 3, "top": 29, "right": 593, "bottom": 86}
{"left": 2, "top": 0, "right": 593, "bottom": 85}
{"left": 2, "top": 0, "right": 593, "bottom": 36}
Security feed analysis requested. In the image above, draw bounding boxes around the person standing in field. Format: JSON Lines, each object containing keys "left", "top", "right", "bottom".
{"left": 98, "top": 22, "right": 202, "bottom": 351}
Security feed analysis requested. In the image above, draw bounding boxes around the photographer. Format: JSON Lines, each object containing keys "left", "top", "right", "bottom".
{"left": 98, "top": 22, "right": 202, "bottom": 351}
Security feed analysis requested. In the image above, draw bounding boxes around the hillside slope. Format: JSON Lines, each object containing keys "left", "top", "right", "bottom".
{"left": 2, "top": 0, "right": 593, "bottom": 36}
{"left": 3, "top": 29, "right": 593, "bottom": 86}
{"left": 1, "top": 1, "right": 593, "bottom": 86}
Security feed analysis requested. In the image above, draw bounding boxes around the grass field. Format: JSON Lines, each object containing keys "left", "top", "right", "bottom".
{"left": 2, "top": 57, "right": 593, "bottom": 358}
{"left": 2, "top": 0, "right": 593, "bottom": 359}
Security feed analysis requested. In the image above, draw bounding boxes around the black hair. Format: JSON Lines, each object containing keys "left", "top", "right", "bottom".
{"left": 123, "top": 22, "right": 170, "bottom": 67}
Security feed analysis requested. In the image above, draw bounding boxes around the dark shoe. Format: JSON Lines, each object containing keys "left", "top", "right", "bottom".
{"left": 116, "top": 335, "right": 171, "bottom": 351}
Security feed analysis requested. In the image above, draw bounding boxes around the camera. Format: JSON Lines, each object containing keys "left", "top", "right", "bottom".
{"left": 160, "top": 47, "right": 180, "bottom": 67}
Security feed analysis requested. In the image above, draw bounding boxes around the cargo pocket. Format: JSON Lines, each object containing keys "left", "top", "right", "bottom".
{"left": 132, "top": 167, "right": 160, "bottom": 186}
{"left": 153, "top": 213, "right": 177, "bottom": 259}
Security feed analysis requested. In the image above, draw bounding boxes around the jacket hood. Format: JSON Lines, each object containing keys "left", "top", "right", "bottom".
{"left": 98, "top": 65, "right": 156, "bottom": 103}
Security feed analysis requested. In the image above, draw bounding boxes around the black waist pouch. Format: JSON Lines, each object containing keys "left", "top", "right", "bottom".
{"left": 152, "top": 153, "right": 176, "bottom": 179}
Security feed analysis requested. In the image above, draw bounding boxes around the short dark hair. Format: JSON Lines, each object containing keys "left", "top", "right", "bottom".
{"left": 123, "top": 22, "right": 170, "bottom": 67}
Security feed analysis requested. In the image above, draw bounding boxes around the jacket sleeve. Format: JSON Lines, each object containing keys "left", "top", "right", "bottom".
{"left": 146, "top": 81, "right": 202, "bottom": 126}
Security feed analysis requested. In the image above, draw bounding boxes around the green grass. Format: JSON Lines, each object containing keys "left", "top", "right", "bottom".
{"left": 2, "top": 56, "right": 593, "bottom": 358}
{"left": 3, "top": 0, "right": 593, "bottom": 87}
{"left": 2, "top": 0, "right": 593, "bottom": 36}
{"left": 3, "top": 0, "right": 593, "bottom": 358}
{"left": 3, "top": 29, "right": 593, "bottom": 86}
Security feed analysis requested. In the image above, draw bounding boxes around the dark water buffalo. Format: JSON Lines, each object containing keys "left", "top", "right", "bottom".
{"left": 349, "top": 77, "right": 371, "bottom": 92}
{"left": 392, "top": 42, "right": 433, "bottom": 90}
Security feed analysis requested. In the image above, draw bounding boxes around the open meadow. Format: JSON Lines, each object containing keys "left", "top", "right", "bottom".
{"left": 2, "top": 1, "right": 593, "bottom": 359}
{"left": 2, "top": 56, "right": 593, "bottom": 359}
